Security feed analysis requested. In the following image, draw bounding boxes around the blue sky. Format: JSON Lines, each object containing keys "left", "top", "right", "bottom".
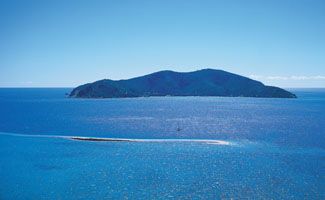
{"left": 0, "top": 0, "right": 324, "bottom": 87}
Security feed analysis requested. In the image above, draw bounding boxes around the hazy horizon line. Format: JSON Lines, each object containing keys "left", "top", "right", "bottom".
{"left": 0, "top": 87, "right": 324, "bottom": 89}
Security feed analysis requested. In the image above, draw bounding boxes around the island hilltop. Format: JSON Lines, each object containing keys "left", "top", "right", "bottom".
{"left": 69, "top": 69, "right": 296, "bottom": 98}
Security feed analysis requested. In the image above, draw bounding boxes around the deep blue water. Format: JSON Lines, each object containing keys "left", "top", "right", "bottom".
{"left": 0, "top": 88, "right": 324, "bottom": 199}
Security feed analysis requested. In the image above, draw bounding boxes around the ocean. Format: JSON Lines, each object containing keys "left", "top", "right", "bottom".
{"left": 0, "top": 88, "right": 324, "bottom": 199}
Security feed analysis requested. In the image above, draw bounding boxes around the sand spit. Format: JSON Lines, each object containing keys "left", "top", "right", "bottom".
{"left": 70, "top": 137, "right": 134, "bottom": 142}
{"left": 70, "top": 136, "right": 231, "bottom": 145}
{"left": 0, "top": 132, "right": 231, "bottom": 145}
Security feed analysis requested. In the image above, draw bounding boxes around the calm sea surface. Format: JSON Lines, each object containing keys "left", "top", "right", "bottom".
{"left": 0, "top": 88, "right": 324, "bottom": 199}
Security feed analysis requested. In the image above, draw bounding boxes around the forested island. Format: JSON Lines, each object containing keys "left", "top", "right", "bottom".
{"left": 70, "top": 69, "right": 296, "bottom": 98}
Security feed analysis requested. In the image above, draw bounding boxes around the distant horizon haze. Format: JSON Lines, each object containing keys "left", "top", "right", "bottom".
{"left": 0, "top": 68, "right": 324, "bottom": 89}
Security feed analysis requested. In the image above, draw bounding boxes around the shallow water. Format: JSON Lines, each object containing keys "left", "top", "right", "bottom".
{"left": 0, "top": 88, "right": 324, "bottom": 199}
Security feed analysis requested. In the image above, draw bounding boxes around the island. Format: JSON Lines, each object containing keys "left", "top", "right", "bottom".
{"left": 69, "top": 69, "right": 296, "bottom": 98}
